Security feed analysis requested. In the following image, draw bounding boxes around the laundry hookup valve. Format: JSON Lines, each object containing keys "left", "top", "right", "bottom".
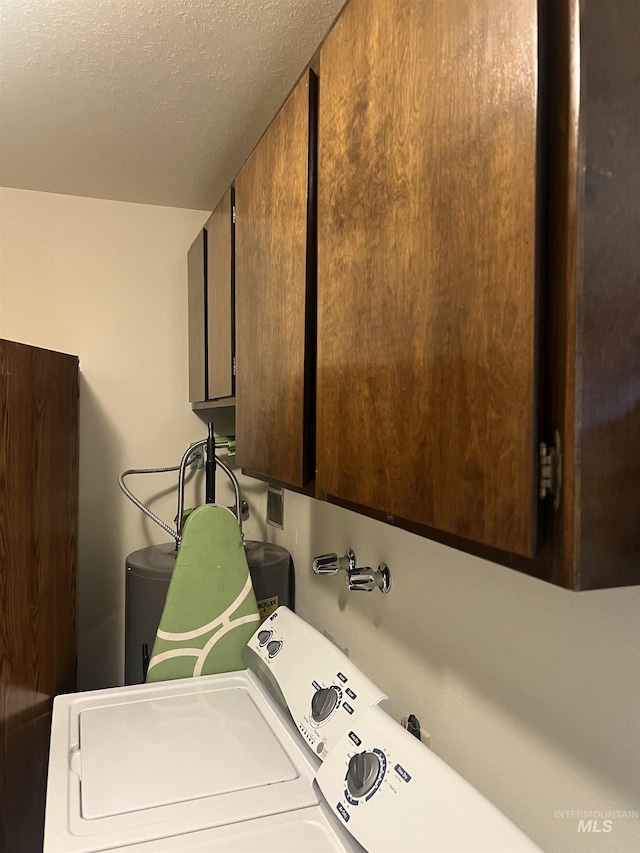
{"left": 312, "top": 550, "right": 391, "bottom": 593}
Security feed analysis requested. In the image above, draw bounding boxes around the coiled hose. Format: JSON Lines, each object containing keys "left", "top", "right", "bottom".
{"left": 118, "top": 439, "right": 241, "bottom": 547}
{"left": 118, "top": 452, "right": 200, "bottom": 545}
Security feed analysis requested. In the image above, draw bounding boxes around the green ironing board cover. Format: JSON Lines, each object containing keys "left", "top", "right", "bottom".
{"left": 146, "top": 504, "right": 260, "bottom": 682}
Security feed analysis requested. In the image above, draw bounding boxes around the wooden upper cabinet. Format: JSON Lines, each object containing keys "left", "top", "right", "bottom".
{"left": 540, "top": 0, "right": 640, "bottom": 589}
{"left": 206, "top": 188, "right": 235, "bottom": 401}
{"left": 187, "top": 190, "right": 235, "bottom": 405}
{"left": 317, "top": 0, "right": 541, "bottom": 556}
{"left": 235, "top": 70, "right": 317, "bottom": 488}
{"left": 187, "top": 228, "right": 206, "bottom": 403}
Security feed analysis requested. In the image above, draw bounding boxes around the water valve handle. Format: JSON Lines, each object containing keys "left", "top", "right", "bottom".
{"left": 345, "top": 567, "right": 377, "bottom": 591}
{"left": 346, "top": 563, "right": 392, "bottom": 593}
{"left": 312, "top": 549, "right": 357, "bottom": 575}
{"left": 313, "top": 553, "right": 341, "bottom": 575}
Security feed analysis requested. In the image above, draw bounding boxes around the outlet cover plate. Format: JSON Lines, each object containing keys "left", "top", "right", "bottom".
{"left": 266, "top": 484, "right": 284, "bottom": 529}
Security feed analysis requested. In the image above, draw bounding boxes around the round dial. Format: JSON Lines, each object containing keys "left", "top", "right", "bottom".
{"left": 346, "top": 751, "right": 382, "bottom": 799}
{"left": 266, "top": 639, "right": 282, "bottom": 658}
{"left": 311, "top": 686, "right": 341, "bottom": 723}
{"left": 257, "top": 630, "right": 272, "bottom": 647}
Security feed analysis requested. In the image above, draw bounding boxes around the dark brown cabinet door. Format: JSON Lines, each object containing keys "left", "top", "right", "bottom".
{"left": 187, "top": 228, "right": 206, "bottom": 403}
{"left": 235, "top": 70, "right": 317, "bottom": 488}
{"left": 540, "top": 0, "right": 640, "bottom": 589}
{"left": 0, "top": 339, "right": 78, "bottom": 852}
{"left": 188, "top": 189, "right": 235, "bottom": 405}
{"left": 317, "top": 0, "right": 541, "bottom": 556}
{"left": 206, "top": 188, "right": 235, "bottom": 401}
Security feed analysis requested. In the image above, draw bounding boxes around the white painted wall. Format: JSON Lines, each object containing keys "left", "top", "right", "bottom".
{"left": 1, "top": 186, "right": 638, "bottom": 853}
{"left": 0, "top": 187, "right": 209, "bottom": 689}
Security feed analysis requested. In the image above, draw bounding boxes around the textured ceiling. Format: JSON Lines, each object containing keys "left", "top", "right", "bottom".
{"left": 0, "top": 0, "right": 345, "bottom": 210}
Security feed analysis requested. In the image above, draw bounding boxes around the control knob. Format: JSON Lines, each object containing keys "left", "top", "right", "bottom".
{"left": 346, "top": 751, "right": 382, "bottom": 799}
{"left": 311, "top": 686, "right": 341, "bottom": 723}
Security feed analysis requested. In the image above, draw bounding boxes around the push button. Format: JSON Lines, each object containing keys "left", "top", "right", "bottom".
{"left": 266, "top": 639, "right": 283, "bottom": 658}
{"left": 257, "top": 630, "right": 272, "bottom": 647}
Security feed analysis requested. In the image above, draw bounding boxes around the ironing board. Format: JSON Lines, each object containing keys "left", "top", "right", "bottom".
{"left": 146, "top": 504, "right": 260, "bottom": 682}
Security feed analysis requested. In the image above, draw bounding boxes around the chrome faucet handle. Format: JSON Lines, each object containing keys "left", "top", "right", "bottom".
{"left": 313, "top": 549, "right": 357, "bottom": 576}
{"left": 346, "top": 563, "right": 392, "bottom": 593}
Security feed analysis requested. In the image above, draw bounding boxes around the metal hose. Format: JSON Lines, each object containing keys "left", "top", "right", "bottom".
{"left": 120, "top": 439, "right": 242, "bottom": 546}
{"left": 176, "top": 439, "right": 242, "bottom": 543}
{"left": 118, "top": 463, "right": 186, "bottom": 545}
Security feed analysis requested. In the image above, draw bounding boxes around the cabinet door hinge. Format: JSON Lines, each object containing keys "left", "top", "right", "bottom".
{"left": 232, "top": 356, "right": 236, "bottom": 376}
{"left": 232, "top": 204, "right": 236, "bottom": 224}
{"left": 539, "top": 430, "right": 561, "bottom": 512}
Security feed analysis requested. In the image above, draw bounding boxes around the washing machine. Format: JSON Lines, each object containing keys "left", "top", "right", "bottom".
{"left": 44, "top": 608, "right": 541, "bottom": 853}
{"left": 44, "top": 607, "right": 387, "bottom": 852}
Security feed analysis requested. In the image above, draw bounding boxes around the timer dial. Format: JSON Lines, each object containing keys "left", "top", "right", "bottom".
{"left": 346, "top": 751, "right": 381, "bottom": 799}
{"left": 311, "top": 686, "right": 341, "bottom": 723}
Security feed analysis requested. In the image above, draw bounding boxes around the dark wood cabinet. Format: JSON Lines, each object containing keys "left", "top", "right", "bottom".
{"left": 539, "top": 0, "right": 640, "bottom": 589}
{"left": 187, "top": 0, "right": 639, "bottom": 589}
{"left": 314, "top": 0, "right": 639, "bottom": 588}
{"left": 207, "top": 188, "right": 235, "bottom": 401}
{"left": 235, "top": 69, "right": 318, "bottom": 488}
{"left": 316, "top": 0, "right": 541, "bottom": 558}
{"left": 187, "top": 229, "right": 206, "bottom": 403}
{"left": 188, "top": 189, "right": 235, "bottom": 405}
{"left": 0, "top": 339, "right": 79, "bottom": 851}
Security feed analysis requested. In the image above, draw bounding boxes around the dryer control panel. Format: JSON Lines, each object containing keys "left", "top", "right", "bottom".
{"left": 244, "top": 607, "right": 390, "bottom": 760}
{"left": 316, "top": 705, "right": 541, "bottom": 853}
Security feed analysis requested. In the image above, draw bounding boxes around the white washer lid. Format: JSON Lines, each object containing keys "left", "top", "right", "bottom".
{"left": 79, "top": 686, "right": 297, "bottom": 818}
